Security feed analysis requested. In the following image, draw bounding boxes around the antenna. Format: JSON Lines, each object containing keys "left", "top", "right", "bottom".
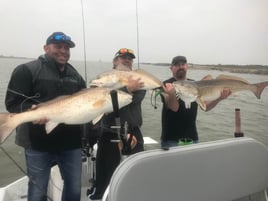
{"left": 135, "top": 0, "right": 140, "bottom": 68}
{"left": 80, "top": 0, "right": 88, "bottom": 84}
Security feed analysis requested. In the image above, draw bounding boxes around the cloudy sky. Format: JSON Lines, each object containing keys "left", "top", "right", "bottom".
{"left": 0, "top": 0, "right": 268, "bottom": 65}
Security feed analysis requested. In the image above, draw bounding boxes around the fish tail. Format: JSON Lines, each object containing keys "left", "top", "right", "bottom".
{"left": 253, "top": 81, "right": 268, "bottom": 99}
{"left": 0, "top": 113, "right": 19, "bottom": 144}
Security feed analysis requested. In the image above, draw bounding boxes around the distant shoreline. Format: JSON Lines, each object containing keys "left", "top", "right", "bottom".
{"left": 0, "top": 55, "right": 31, "bottom": 59}
{"left": 1, "top": 56, "right": 268, "bottom": 75}
{"left": 142, "top": 62, "right": 268, "bottom": 75}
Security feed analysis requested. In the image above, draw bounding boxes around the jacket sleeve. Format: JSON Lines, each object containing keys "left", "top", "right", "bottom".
{"left": 5, "top": 65, "right": 35, "bottom": 113}
{"left": 132, "top": 89, "right": 146, "bottom": 104}
{"left": 120, "top": 87, "right": 146, "bottom": 104}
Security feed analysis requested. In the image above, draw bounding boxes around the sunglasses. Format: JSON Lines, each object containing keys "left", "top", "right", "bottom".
{"left": 119, "top": 54, "right": 134, "bottom": 61}
{"left": 52, "top": 34, "right": 72, "bottom": 42}
{"left": 118, "top": 48, "right": 134, "bottom": 55}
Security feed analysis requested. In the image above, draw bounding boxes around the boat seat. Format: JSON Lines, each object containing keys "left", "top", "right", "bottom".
{"left": 102, "top": 137, "right": 268, "bottom": 201}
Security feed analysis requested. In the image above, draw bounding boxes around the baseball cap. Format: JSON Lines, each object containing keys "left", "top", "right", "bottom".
{"left": 46, "top": 32, "right": 75, "bottom": 48}
{"left": 114, "top": 48, "right": 135, "bottom": 59}
{"left": 171, "top": 56, "right": 187, "bottom": 65}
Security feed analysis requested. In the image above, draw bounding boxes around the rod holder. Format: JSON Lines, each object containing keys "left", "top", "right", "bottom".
{"left": 234, "top": 108, "right": 244, "bottom": 137}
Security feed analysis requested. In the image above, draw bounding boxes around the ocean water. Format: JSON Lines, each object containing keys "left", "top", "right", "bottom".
{"left": 0, "top": 57, "right": 268, "bottom": 186}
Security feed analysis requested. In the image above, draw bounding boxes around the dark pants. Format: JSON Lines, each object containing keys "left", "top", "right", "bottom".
{"left": 93, "top": 127, "right": 144, "bottom": 198}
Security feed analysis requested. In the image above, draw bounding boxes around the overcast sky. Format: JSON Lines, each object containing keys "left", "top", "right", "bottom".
{"left": 0, "top": 0, "right": 268, "bottom": 65}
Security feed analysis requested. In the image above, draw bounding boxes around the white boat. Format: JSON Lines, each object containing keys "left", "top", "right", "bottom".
{"left": 0, "top": 137, "right": 268, "bottom": 201}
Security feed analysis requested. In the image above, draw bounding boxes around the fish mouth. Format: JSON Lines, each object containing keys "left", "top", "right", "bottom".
{"left": 153, "top": 86, "right": 163, "bottom": 90}
{"left": 89, "top": 85, "right": 99, "bottom": 88}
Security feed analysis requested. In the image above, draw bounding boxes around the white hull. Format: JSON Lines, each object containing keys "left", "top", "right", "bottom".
{"left": 1, "top": 137, "right": 268, "bottom": 201}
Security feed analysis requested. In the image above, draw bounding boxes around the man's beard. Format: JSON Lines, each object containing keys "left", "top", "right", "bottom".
{"left": 175, "top": 70, "right": 186, "bottom": 79}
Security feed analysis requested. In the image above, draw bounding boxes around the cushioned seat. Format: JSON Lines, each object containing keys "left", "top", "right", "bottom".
{"left": 102, "top": 137, "right": 268, "bottom": 201}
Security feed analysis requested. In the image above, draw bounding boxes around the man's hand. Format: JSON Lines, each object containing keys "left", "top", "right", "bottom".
{"left": 204, "top": 88, "right": 232, "bottom": 111}
{"left": 162, "top": 83, "right": 179, "bottom": 112}
{"left": 118, "top": 133, "right": 137, "bottom": 150}
{"left": 127, "top": 133, "right": 137, "bottom": 149}
{"left": 126, "top": 76, "right": 144, "bottom": 92}
{"left": 162, "top": 83, "right": 176, "bottom": 96}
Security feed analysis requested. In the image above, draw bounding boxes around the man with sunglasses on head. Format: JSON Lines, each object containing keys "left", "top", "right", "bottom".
{"left": 5, "top": 32, "right": 86, "bottom": 201}
{"left": 161, "top": 55, "right": 231, "bottom": 148}
{"left": 89, "top": 48, "right": 146, "bottom": 200}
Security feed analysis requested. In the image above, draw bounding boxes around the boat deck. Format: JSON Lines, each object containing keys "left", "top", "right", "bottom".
{"left": 1, "top": 138, "right": 268, "bottom": 201}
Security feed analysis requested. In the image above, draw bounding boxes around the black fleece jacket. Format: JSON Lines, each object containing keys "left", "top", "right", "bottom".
{"left": 5, "top": 55, "right": 86, "bottom": 151}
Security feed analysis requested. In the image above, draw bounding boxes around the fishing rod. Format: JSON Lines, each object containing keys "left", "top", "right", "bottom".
{"left": 7, "top": 88, "right": 41, "bottom": 112}
{"left": 0, "top": 146, "right": 54, "bottom": 200}
{"left": 110, "top": 90, "right": 132, "bottom": 156}
{"left": 135, "top": 0, "right": 163, "bottom": 110}
{"left": 135, "top": 0, "right": 140, "bottom": 68}
{"left": 2, "top": 89, "right": 56, "bottom": 200}
{"left": 79, "top": 0, "right": 94, "bottom": 158}
{"left": 1, "top": 2, "right": 88, "bottom": 199}
{"left": 79, "top": 0, "right": 101, "bottom": 196}
{"left": 80, "top": 0, "right": 88, "bottom": 84}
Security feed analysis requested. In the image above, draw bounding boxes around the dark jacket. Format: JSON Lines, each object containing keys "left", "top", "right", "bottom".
{"left": 101, "top": 87, "right": 146, "bottom": 130}
{"left": 5, "top": 55, "right": 86, "bottom": 151}
{"left": 161, "top": 77, "right": 198, "bottom": 142}
{"left": 99, "top": 87, "right": 146, "bottom": 151}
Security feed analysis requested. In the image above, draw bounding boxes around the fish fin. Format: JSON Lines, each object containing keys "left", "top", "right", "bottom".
{"left": 92, "top": 99, "right": 105, "bottom": 109}
{"left": 92, "top": 114, "right": 104, "bottom": 125}
{"left": 185, "top": 102, "right": 192, "bottom": 109}
{"left": 134, "top": 69, "right": 163, "bottom": 87}
{"left": 253, "top": 81, "right": 268, "bottom": 99}
{"left": 134, "top": 69, "right": 147, "bottom": 73}
{"left": 202, "top": 75, "right": 213, "bottom": 80}
{"left": 135, "top": 68, "right": 157, "bottom": 77}
{"left": 0, "top": 113, "right": 18, "bottom": 144}
{"left": 197, "top": 98, "right": 207, "bottom": 111}
{"left": 216, "top": 74, "right": 249, "bottom": 83}
{"left": 45, "top": 121, "right": 59, "bottom": 134}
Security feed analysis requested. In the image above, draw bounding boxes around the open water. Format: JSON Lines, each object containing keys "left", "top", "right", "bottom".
{"left": 0, "top": 57, "right": 268, "bottom": 187}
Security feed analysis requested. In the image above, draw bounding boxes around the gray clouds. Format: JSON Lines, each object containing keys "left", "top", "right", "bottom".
{"left": 0, "top": 0, "right": 268, "bottom": 65}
